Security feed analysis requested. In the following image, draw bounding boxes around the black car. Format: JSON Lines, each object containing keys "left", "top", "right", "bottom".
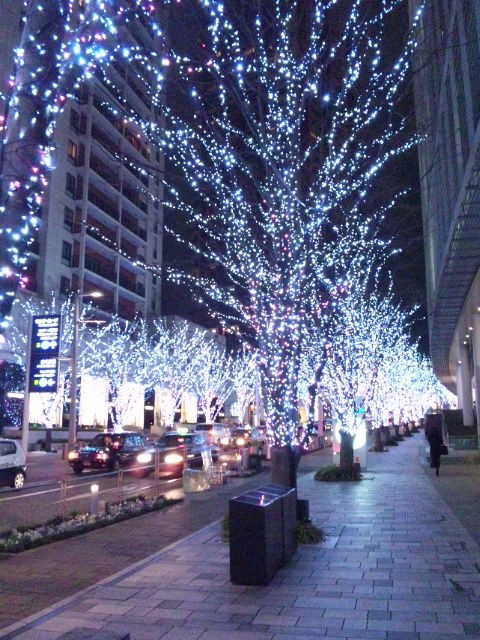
{"left": 149, "top": 432, "right": 218, "bottom": 478}
{"left": 68, "top": 432, "right": 150, "bottom": 475}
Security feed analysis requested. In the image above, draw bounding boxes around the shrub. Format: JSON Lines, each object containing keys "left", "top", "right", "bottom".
{"left": 295, "top": 521, "right": 325, "bottom": 544}
{"left": 315, "top": 464, "right": 361, "bottom": 482}
{"left": 0, "top": 494, "right": 182, "bottom": 553}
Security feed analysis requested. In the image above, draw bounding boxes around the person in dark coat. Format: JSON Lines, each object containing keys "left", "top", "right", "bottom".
{"left": 425, "top": 413, "right": 444, "bottom": 476}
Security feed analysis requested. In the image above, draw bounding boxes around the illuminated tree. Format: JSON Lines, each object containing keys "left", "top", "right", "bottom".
{"left": 191, "top": 341, "right": 233, "bottom": 425}
{"left": 148, "top": 319, "right": 209, "bottom": 429}
{"left": 320, "top": 264, "right": 408, "bottom": 469}
{"left": 228, "top": 348, "right": 259, "bottom": 426}
{"left": 0, "top": 1, "right": 424, "bottom": 484}
{"left": 83, "top": 316, "right": 152, "bottom": 432}
{"left": 146, "top": 0, "right": 422, "bottom": 481}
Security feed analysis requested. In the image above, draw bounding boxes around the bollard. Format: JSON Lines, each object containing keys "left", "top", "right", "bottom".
{"left": 353, "top": 456, "right": 361, "bottom": 479}
{"left": 117, "top": 469, "right": 124, "bottom": 503}
{"left": 240, "top": 447, "right": 249, "bottom": 471}
{"left": 90, "top": 483, "right": 99, "bottom": 516}
{"left": 59, "top": 480, "right": 67, "bottom": 520}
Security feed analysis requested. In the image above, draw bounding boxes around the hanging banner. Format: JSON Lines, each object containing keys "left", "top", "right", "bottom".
{"left": 28, "top": 315, "right": 61, "bottom": 392}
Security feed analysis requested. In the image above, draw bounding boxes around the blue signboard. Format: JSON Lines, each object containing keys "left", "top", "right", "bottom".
{"left": 28, "top": 315, "right": 61, "bottom": 393}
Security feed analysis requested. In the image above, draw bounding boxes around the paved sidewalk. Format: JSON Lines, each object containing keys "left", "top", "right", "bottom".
{"left": 2, "top": 433, "right": 480, "bottom": 640}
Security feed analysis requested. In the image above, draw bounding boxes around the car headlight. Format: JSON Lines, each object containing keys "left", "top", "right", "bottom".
{"left": 137, "top": 452, "right": 153, "bottom": 464}
{"left": 96, "top": 451, "right": 108, "bottom": 461}
{"left": 235, "top": 437, "right": 246, "bottom": 447}
{"left": 220, "top": 436, "right": 230, "bottom": 446}
{"left": 164, "top": 452, "right": 184, "bottom": 465}
{"left": 68, "top": 451, "right": 78, "bottom": 460}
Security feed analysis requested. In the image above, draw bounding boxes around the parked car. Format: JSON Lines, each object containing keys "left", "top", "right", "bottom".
{"left": 146, "top": 432, "right": 219, "bottom": 478}
{"left": 194, "top": 423, "right": 229, "bottom": 445}
{"left": 0, "top": 439, "right": 27, "bottom": 489}
{"left": 68, "top": 432, "right": 150, "bottom": 475}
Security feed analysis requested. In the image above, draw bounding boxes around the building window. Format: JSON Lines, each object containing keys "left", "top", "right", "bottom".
{"left": 62, "top": 241, "right": 72, "bottom": 266}
{"left": 70, "top": 109, "right": 80, "bottom": 133}
{"left": 60, "top": 276, "right": 71, "bottom": 296}
{"left": 65, "top": 173, "right": 76, "bottom": 198}
{"left": 64, "top": 206, "right": 74, "bottom": 231}
{"left": 67, "top": 140, "right": 78, "bottom": 164}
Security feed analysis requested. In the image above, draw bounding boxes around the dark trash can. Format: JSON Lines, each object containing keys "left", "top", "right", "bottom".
{"left": 229, "top": 484, "right": 296, "bottom": 585}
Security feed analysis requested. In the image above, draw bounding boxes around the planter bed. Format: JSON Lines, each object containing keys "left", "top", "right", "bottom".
{"left": 0, "top": 493, "right": 183, "bottom": 553}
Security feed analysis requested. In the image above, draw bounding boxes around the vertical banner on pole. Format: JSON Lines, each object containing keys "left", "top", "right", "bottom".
{"left": 28, "top": 315, "right": 61, "bottom": 393}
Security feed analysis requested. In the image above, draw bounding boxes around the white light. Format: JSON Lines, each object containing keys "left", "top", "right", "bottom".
{"left": 164, "top": 452, "right": 183, "bottom": 465}
{"left": 137, "top": 452, "right": 153, "bottom": 464}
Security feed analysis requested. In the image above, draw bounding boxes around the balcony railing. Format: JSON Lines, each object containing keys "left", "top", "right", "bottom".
{"left": 122, "top": 215, "right": 147, "bottom": 240}
{"left": 119, "top": 274, "right": 145, "bottom": 297}
{"left": 123, "top": 185, "right": 148, "bottom": 213}
{"left": 90, "top": 156, "right": 120, "bottom": 190}
{"left": 84, "top": 255, "right": 117, "bottom": 283}
{"left": 88, "top": 188, "right": 119, "bottom": 221}
{"left": 86, "top": 226, "right": 116, "bottom": 250}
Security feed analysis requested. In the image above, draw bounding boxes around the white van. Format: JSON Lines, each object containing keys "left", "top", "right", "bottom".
{"left": 0, "top": 439, "right": 27, "bottom": 489}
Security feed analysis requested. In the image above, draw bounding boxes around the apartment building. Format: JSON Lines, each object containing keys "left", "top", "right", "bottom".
{"left": 2, "top": 1, "right": 164, "bottom": 323}
{"left": 412, "top": 0, "right": 480, "bottom": 428}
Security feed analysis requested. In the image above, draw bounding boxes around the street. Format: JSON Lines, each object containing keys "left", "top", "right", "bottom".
{"left": 0, "top": 446, "right": 336, "bottom": 534}
{"left": 0, "top": 452, "right": 183, "bottom": 533}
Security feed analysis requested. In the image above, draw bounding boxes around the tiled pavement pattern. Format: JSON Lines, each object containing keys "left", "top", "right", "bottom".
{"left": 2, "top": 433, "right": 480, "bottom": 640}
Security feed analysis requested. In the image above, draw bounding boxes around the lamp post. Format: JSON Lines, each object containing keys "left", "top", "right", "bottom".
{"left": 68, "top": 290, "right": 103, "bottom": 450}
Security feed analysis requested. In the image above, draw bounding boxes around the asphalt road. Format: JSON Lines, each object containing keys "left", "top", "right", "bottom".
{"left": 0, "top": 445, "right": 336, "bottom": 534}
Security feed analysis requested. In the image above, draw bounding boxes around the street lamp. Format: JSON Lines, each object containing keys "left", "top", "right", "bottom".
{"left": 68, "top": 290, "right": 103, "bottom": 450}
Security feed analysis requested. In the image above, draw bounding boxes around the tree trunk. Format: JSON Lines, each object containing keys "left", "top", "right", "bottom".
{"left": 271, "top": 445, "right": 301, "bottom": 489}
{"left": 339, "top": 430, "right": 354, "bottom": 470}
{"left": 373, "top": 428, "right": 383, "bottom": 452}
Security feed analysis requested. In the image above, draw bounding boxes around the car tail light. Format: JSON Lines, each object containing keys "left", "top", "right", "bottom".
{"left": 164, "top": 452, "right": 183, "bottom": 465}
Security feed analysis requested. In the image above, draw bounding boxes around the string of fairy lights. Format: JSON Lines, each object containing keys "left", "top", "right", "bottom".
{"left": 0, "top": 0, "right": 436, "bottom": 447}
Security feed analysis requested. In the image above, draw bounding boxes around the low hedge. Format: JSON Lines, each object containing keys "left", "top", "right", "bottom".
{"left": 314, "top": 464, "right": 361, "bottom": 482}
{"left": 0, "top": 494, "right": 183, "bottom": 553}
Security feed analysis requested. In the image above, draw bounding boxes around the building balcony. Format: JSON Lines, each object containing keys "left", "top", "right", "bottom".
{"left": 90, "top": 156, "right": 120, "bottom": 192}
{"left": 122, "top": 184, "right": 148, "bottom": 214}
{"left": 85, "top": 225, "right": 117, "bottom": 252}
{"left": 83, "top": 254, "right": 117, "bottom": 283}
{"left": 121, "top": 214, "right": 147, "bottom": 241}
{"left": 119, "top": 273, "right": 145, "bottom": 298}
{"left": 88, "top": 187, "right": 119, "bottom": 221}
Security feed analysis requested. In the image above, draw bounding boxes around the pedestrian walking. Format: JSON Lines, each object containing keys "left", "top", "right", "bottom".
{"left": 425, "top": 413, "right": 444, "bottom": 476}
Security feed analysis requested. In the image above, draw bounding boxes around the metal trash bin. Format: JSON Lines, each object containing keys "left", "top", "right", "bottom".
{"left": 229, "top": 484, "right": 297, "bottom": 585}
{"left": 260, "top": 484, "right": 297, "bottom": 561}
